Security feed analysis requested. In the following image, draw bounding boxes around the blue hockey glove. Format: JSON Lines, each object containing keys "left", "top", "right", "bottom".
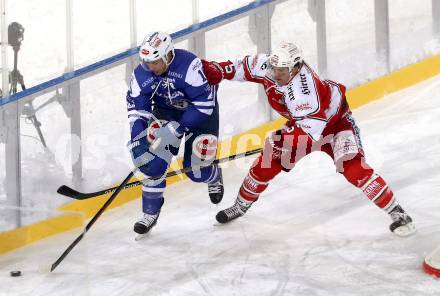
{"left": 128, "top": 136, "right": 155, "bottom": 169}
{"left": 150, "top": 121, "right": 183, "bottom": 154}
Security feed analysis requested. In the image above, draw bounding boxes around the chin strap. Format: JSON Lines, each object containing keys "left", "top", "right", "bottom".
{"left": 163, "top": 49, "right": 175, "bottom": 67}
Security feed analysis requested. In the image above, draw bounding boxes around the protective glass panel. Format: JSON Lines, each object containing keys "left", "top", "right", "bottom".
{"left": 73, "top": 0, "right": 131, "bottom": 68}
{"left": 205, "top": 16, "right": 264, "bottom": 138}
{"left": 79, "top": 64, "right": 131, "bottom": 191}
{"left": 272, "top": 0, "right": 318, "bottom": 70}
{"left": 198, "top": 0, "right": 253, "bottom": 21}
{"left": 0, "top": 141, "right": 5, "bottom": 202}
{"left": 7, "top": 0, "right": 67, "bottom": 88}
{"left": 326, "top": 0, "right": 377, "bottom": 87}
{"left": 136, "top": 0, "right": 193, "bottom": 44}
{"left": 19, "top": 92, "right": 74, "bottom": 218}
{"left": 389, "top": 0, "right": 440, "bottom": 70}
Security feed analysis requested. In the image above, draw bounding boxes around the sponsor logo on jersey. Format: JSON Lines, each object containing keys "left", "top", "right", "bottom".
{"left": 295, "top": 103, "right": 312, "bottom": 112}
{"left": 300, "top": 74, "right": 310, "bottom": 95}
{"left": 192, "top": 59, "right": 202, "bottom": 72}
{"left": 142, "top": 77, "right": 154, "bottom": 88}
{"left": 287, "top": 85, "right": 295, "bottom": 101}
{"left": 296, "top": 123, "right": 311, "bottom": 129}
{"left": 127, "top": 102, "right": 135, "bottom": 109}
{"left": 168, "top": 71, "right": 183, "bottom": 79}
{"left": 162, "top": 78, "right": 176, "bottom": 89}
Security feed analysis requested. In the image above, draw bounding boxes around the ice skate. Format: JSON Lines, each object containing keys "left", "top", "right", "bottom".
{"left": 216, "top": 195, "right": 254, "bottom": 224}
{"left": 208, "top": 167, "right": 224, "bottom": 204}
{"left": 389, "top": 205, "right": 416, "bottom": 237}
{"left": 134, "top": 212, "right": 160, "bottom": 240}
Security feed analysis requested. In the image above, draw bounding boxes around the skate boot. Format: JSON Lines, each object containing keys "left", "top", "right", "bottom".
{"left": 216, "top": 195, "right": 255, "bottom": 224}
{"left": 134, "top": 212, "right": 160, "bottom": 240}
{"left": 389, "top": 205, "right": 416, "bottom": 237}
{"left": 208, "top": 167, "right": 224, "bottom": 204}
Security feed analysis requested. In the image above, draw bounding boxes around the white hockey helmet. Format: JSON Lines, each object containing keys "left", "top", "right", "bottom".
{"left": 139, "top": 31, "right": 174, "bottom": 65}
{"left": 269, "top": 42, "right": 303, "bottom": 70}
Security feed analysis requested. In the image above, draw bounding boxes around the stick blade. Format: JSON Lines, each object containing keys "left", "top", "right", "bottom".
{"left": 50, "top": 263, "right": 57, "bottom": 272}
{"left": 57, "top": 185, "right": 85, "bottom": 199}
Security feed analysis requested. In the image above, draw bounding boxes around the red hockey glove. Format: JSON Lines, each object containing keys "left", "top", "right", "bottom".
{"left": 265, "top": 122, "right": 310, "bottom": 170}
{"left": 201, "top": 59, "right": 224, "bottom": 85}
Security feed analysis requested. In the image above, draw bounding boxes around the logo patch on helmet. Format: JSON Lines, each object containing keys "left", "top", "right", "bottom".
{"left": 147, "top": 32, "right": 158, "bottom": 43}
{"left": 192, "top": 135, "right": 218, "bottom": 160}
{"left": 153, "top": 39, "right": 162, "bottom": 48}
{"left": 141, "top": 49, "right": 150, "bottom": 55}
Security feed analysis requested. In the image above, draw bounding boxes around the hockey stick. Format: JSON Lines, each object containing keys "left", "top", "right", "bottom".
{"left": 50, "top": 147, "right": 262, "bottom": 272}
{"left": 57, "top": 147, "right": 263, "bottom": 200}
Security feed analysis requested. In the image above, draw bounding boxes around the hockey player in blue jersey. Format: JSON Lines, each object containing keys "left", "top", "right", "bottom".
{"left": 126, "top": 31, "right": 223, "bottom": 236}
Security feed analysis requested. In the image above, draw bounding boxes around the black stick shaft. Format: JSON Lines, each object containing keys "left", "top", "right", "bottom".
{"left": 58, "top": 148, "right": 263, "bottom": 200}
{"left": 50, "top": 172, "right": 134, "bottom": 272}
{"left": 51, "top": 147, "right": 262, "bottom": 271}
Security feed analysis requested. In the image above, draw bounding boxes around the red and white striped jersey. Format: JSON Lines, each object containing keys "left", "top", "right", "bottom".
{"left": 218, "top": 54, "right": 348, "bottom": 141}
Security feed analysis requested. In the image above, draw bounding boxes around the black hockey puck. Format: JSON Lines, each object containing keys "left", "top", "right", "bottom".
{"left": 10, "top": 270, "right": 22, "bottom": 277}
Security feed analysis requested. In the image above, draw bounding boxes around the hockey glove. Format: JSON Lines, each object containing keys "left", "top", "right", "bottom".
{"left": 201, "top": 59, "right": 224, "bottom": 85}
{"left": 128, "top": 136, "right": 155, "bottom": 169}
{"left": 150, "top": 121, "right": 183, "bottom": 155}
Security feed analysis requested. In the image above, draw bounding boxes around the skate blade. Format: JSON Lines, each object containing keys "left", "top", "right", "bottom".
{"left": 135, "top": 233, "right": 150, "bottom": 241}
{"left": 393, "top": 222, "right": 416, "bottom": 237}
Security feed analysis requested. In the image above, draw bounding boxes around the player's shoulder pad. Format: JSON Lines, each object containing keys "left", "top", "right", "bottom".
{"left": 129, "top": 65, "right": 154, "bottom": 97}
{"left": 173, "top": 49, "right": 207, "bottom": 87}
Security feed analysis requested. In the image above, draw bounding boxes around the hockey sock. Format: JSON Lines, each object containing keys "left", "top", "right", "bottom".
{"left": 142, "top": 191, "right": 165, "bottom": 214}
{"left": 239, "top": 171, "right": 269, "bottom": 202}
{"left": 360, "top": 173, "right": 397, "bottom": 213}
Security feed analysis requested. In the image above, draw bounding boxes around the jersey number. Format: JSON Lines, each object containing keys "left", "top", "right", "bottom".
{"left": 224, "top": 65, "right": 234, "bottom": 74}
{"left": 198, "top": 70, "right": 207, "bottom": 82}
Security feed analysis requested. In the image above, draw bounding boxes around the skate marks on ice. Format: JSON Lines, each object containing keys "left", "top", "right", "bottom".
{"left": 138, "top": 196, "right": 373, "bottom": 295}
{"left": 317, "top": 222, "right": 440, "bottom": 296}
{"left": 117, "top": 151, "right": 439, "bottom": 296}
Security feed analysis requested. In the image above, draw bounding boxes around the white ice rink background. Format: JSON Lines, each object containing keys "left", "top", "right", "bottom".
{"left": 1, "top": 0, "right": 440, "bottom": 295}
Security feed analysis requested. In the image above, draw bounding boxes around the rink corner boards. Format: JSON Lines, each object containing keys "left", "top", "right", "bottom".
{"left": 1, "top": 53, "right": 440, "bottom": 255}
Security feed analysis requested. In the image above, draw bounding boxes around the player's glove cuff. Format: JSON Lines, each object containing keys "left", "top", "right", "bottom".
{"left": 128, "top": 137, "right": 155, "bottom": 168}
{"left": 201, "top": 59, "right": 224, "bottom": 85}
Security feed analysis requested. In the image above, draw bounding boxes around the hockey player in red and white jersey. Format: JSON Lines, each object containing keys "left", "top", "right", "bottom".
{"left": 202, "top": 42, "right": 416, "bottom": 236}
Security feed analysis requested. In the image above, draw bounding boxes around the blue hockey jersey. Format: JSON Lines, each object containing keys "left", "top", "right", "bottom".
{"left": 126, "top": 49, "right": 217, "bottom": 141}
